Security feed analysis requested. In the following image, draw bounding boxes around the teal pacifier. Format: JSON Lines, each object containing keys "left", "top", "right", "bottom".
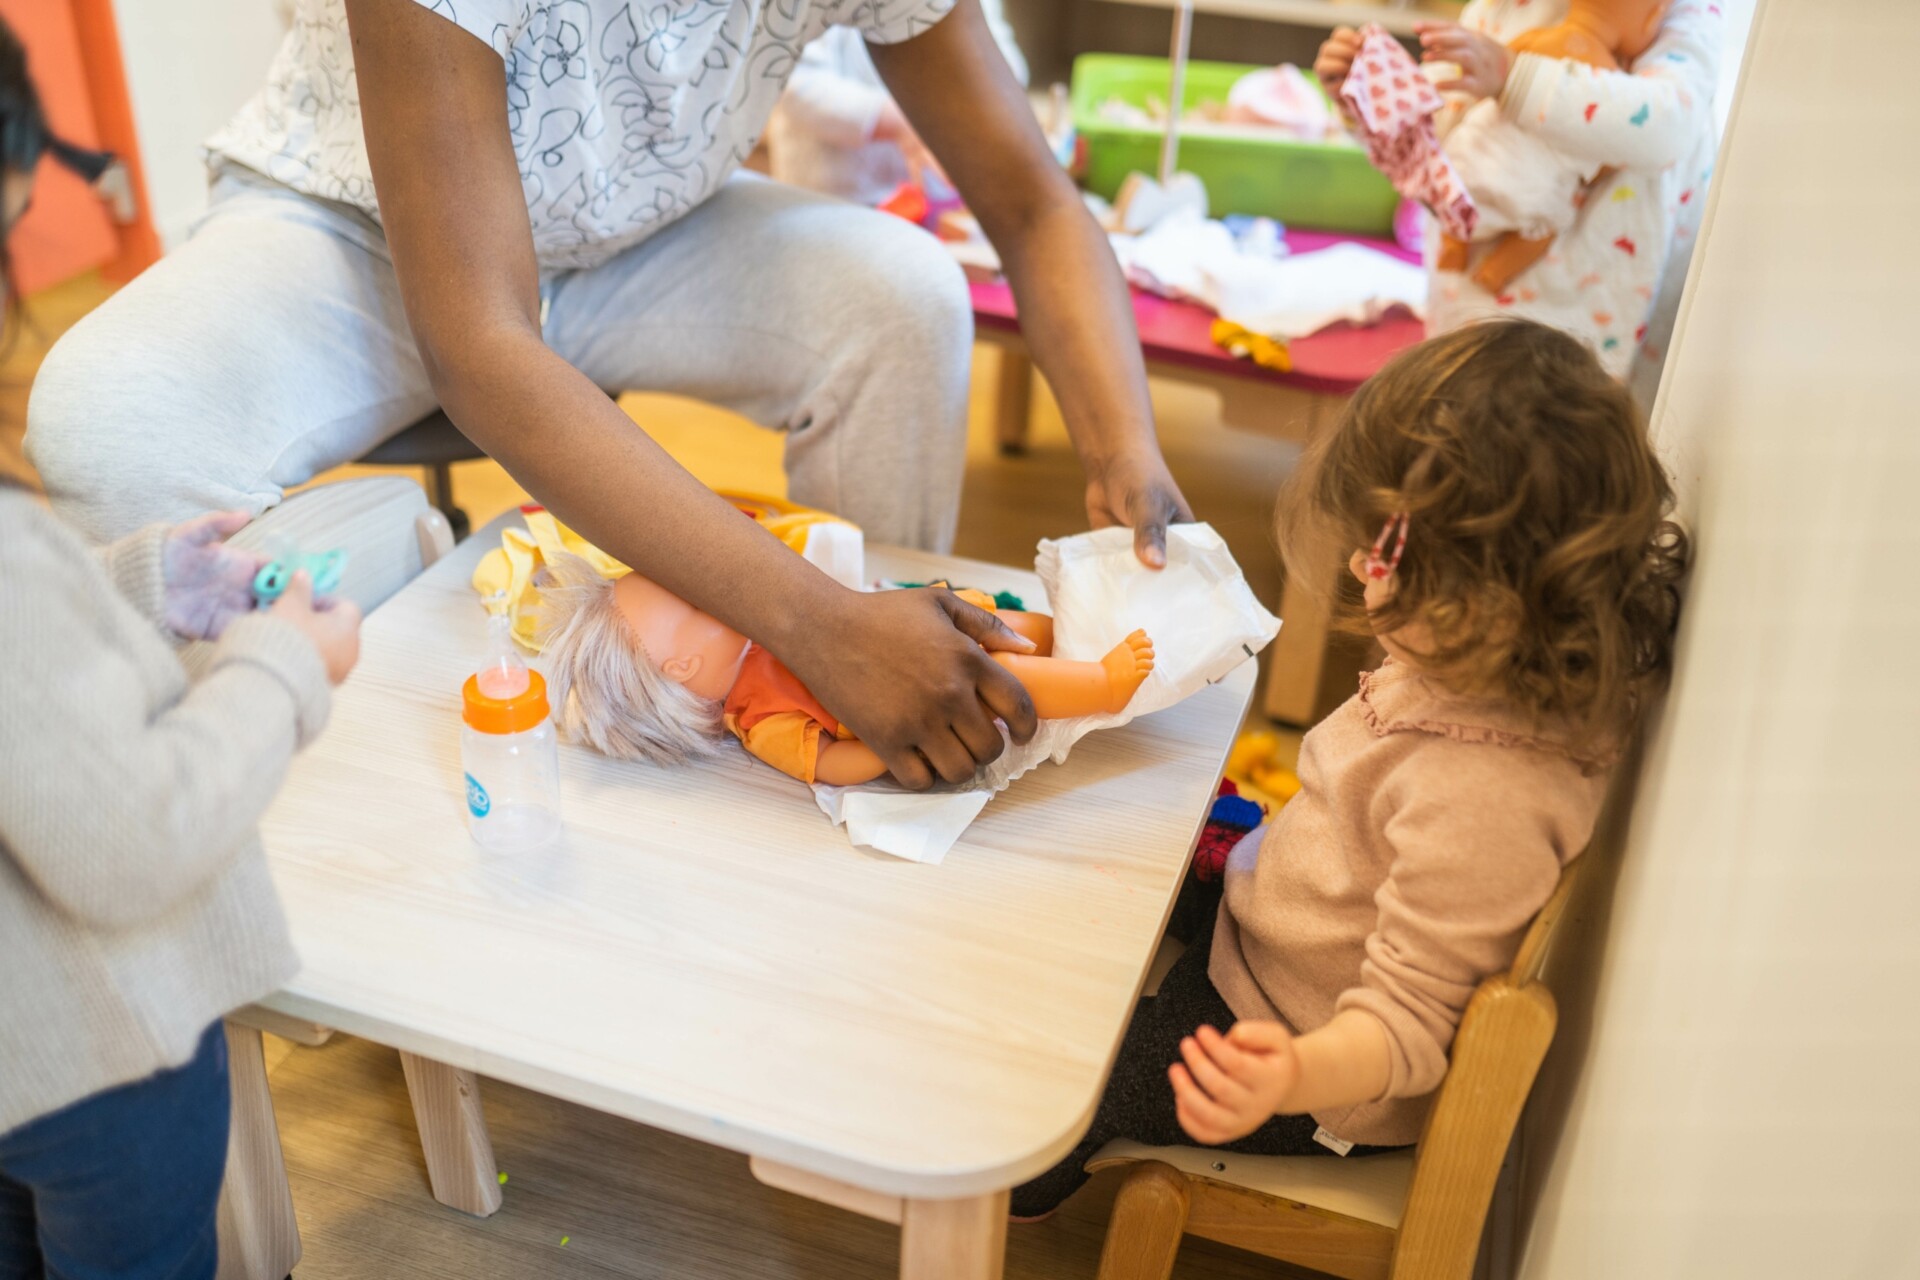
{"left": 253, "top": 549, "right": 348, "bottom": 607}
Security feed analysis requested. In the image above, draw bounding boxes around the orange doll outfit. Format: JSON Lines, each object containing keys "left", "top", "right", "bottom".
{"left": 722, "top": 588, "right": 999, "bottom": 784}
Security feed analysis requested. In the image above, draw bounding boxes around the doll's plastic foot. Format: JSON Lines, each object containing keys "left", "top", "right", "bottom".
{"left": 1100, "top": 630, "right": 1156, "bottom": 713}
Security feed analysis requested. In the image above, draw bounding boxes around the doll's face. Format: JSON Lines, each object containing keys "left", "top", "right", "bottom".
{"left": 612, "top": 572, "right": 750, "bottom": 702}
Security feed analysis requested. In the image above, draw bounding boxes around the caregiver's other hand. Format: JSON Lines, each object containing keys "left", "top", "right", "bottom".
{"left": 796, "top": 587, "right": 1038, "bottom": 791}
{"left": 1415, "top": 21, "right": 1512, "bottom": 99}
{"left": 1086, "top": 448, "right": 1193, "bottom": 569}
{"left": 1170, "top": 1022, "right": 1302, "bottom": 1145}
{"left": 163, "top": 510, "right": 267, "bottom": 641}
{"left": 269, "top": 571, "right": 363, "bottom": 686}
{"left": 1314, "top": 26, "right": 1364, "bottom": 98}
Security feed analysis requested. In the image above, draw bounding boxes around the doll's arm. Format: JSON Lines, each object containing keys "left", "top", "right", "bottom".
{"left": 814, "top": 739, "right": 891, "bottom": 787}
{"left": 1499, "top": 3, "right": 1723, "bottom": 172}
{"left": 996, "top": 610, "right": 1053, "bottom": 654}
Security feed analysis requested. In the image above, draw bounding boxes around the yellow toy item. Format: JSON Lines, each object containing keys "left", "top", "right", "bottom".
{"left": 471, "top": 494, "right": 861, "bottom": 653}
{"left": 1211, "top": 319, "right": 1294, "bottom": 374}
{"left": 1226, "top": 727, "right": 1302, "bottom": 809}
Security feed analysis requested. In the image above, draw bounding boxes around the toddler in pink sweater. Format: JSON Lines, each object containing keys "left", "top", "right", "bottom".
{"left": 1013, "top": 318, "right": 1687, "bottom": 1217}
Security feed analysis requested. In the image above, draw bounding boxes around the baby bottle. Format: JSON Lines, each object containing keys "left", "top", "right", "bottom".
{"left": 460, "top": 601, "right": 562, "bottom": 852}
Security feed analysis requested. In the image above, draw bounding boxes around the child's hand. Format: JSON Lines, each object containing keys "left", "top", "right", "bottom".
{"left": 1169, "top": 1022, "right": 1302, "bottom": 1145}
{"left": 269, "top": 571, "right": 362, "bottom": 686}
{"left": 163, "top": 510, "right": 268, "bottom": 642}
{"left": 1415, "top": 21, "right": 1513, "bottom": 99}
{"left": 1313, "top": 26, "right": 1365, "bottom": 98}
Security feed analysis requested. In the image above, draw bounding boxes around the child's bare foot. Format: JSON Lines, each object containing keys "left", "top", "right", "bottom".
{"left": 1099, "top": 630, "right": 1155, "bottom": 713}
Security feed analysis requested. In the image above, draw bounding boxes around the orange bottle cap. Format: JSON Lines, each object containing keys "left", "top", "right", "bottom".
{"left": 463, "top": 669, "right": 551, "bottom": 735}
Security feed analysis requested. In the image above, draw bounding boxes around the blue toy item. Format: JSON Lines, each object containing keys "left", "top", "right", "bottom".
{"left": 252, "top": 549, "right": 348, "bottom": 608}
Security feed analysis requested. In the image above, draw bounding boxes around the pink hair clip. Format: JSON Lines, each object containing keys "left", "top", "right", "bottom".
{"left": 1365, "top": 511, "right": 1410, "bottom": 581}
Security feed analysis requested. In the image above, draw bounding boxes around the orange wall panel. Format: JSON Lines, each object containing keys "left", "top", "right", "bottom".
{"left": 1, "top": 0, "right": 158, "bottom": 294}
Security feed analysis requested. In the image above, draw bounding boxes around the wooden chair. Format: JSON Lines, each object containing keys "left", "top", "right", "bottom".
{"left": 210, "top": 476, "right": 455, "bottom": 1280}
{"left": 1089, "top": 855, "right": 1590, "bottom": 1280}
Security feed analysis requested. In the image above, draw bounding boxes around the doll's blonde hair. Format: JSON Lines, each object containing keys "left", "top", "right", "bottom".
{"left": 535, "top": 552, "right": 723, "bottom": 764}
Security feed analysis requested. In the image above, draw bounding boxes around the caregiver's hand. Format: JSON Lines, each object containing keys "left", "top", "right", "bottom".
{"left": 1085, "top": 448, "right": 1193, "bottom": 570}
{"left": 163, "top": 510, "right": 268, "bottom": 642}
{"left": 792, "top": 588, "right": 1038, "bottom": 791}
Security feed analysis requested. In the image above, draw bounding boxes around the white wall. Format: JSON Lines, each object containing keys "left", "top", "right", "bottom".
{"left": 1518, "top": 0, "right": 1920, "bottom": 1275}
{"left": 114, "top": 0, "right": 288, "bottom": 246}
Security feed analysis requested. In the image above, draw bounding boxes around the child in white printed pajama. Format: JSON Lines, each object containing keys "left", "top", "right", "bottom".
{"left": 1426, "top": 0, "right": 1724, "bottom": 380}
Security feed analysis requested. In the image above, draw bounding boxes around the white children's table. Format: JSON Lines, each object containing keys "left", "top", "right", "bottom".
{"left": 226, "top": 512, "right": 1256, "bottom": 1280}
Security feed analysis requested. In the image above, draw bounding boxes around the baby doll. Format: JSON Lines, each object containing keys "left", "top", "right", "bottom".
{"left": 536, "top": 553, "right": 1155, "bottom": 787}
{"left": 1438, "top": 0, "right": 1670, "bottom": 293}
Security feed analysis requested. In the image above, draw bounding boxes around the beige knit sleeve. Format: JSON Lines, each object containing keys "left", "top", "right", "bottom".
{"left": 1334, "top": 749, "right": 1588, "bottom": 1101}
{"left": 94, "top": 523, "right": 173, "bottom": 631}
{"left": 0, "top": 505, "right": 329, "bottom": 931}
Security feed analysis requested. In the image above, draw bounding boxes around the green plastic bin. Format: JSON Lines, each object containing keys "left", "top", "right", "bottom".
{"left": 1070, "top": 53, "right": 1401, "bottom": 236}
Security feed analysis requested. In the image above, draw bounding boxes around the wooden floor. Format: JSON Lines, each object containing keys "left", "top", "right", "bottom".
{"left": 266, "top": 1033, "right": 1313, "bottom": 1280}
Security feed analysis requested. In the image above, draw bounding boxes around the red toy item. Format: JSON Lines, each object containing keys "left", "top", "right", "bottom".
{"left": 1194, "top": 779, "right": 1266, "bottom": 883}
{"left": 878, "top": 181, "right": 929, "bottom": 226}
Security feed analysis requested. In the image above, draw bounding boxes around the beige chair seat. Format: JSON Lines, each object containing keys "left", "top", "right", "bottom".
{"left": 1088, "top": 1140, "right": 1416, "bottom": 1231}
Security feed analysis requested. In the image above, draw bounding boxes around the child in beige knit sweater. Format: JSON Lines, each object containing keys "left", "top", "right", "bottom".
{"left": 0, "top": 23, "right": 361, "bottom": 1264}
{"left": 1014, "top": 318, "right": 1687, "bottom": 1217}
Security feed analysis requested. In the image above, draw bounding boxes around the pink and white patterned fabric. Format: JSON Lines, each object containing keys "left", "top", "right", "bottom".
{"left": 1340, "top": 25, "right": 1478, "bottom": 241}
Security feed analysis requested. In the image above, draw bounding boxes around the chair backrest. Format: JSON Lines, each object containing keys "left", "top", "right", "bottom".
{"left": 1387, "top": 853, "right": 1591, "bottom": 1280}
{"left": 228, "top": 476, "right": 453, "bottom": 614}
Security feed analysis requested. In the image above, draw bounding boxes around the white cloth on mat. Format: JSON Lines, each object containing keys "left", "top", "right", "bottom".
{"left": 1116, "top": 215, "right": 1425, "bottom": 340}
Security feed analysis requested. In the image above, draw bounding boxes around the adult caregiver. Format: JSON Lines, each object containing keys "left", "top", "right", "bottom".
{"left": 25, "top": 0, "right": 1191, "bottom": 790}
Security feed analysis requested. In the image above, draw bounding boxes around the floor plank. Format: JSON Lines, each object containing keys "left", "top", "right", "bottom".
{"left": 269, "top": 1035, "right": 1312, "bottom": 1280}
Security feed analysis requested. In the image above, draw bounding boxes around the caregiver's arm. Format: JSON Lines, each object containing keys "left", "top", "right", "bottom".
{"left": 871, "top": 0, "right": 1191, "bottom": 568}
{"left": 345, "top": 0, "right": 1037, "bottom": 790}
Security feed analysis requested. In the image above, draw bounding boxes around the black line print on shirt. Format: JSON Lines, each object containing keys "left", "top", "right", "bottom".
{"left": 219, "top": 0, "right": 959, "bottom": 268}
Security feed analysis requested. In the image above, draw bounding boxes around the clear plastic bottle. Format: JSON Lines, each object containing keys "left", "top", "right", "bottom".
{"left": 460, "top": 606, "right": 562, "bottom": 852}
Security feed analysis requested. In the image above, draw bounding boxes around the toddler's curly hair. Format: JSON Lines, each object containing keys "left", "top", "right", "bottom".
{"left": 1279, "top": 319, "right": 1689, "bottom": 744}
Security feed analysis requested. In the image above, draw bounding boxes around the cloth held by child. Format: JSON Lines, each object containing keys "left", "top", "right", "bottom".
{"left": 1340, "top": 26, "right": 1478, "bottom": 242}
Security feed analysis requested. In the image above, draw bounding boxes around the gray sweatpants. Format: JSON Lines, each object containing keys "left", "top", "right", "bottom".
{"left": 27, "top": 167, "right": 973, "bottom": 551}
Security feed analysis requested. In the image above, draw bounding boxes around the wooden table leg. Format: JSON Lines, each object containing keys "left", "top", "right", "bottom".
{"left": 215, "top": 1023, "right": 301, "bottom": 1280}
{"left": 992, "top": 346, "right": 1034, "bottom": 455}
{"left": 399, "top": 1051, "right": 503, "bottom": 1217}
{"left": 1264, "top": 564, "right": 1337, "bottom": 727}
{"left": 901, "top": 1190, "right": 1010, "bottom": 1280}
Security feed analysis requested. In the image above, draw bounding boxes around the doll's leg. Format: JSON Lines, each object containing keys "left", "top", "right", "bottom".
{"left": 997, "top": 611, "right": 1054, "bottom": 655}
{"left": 1472, "top": 232, "right": 1557, "bottom": 295}
{"left": 1436, "top": 233, "right": 1472, "bottom": 273}
{"left": 993, "top": 630, "right": 1155, "bottom": 718}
